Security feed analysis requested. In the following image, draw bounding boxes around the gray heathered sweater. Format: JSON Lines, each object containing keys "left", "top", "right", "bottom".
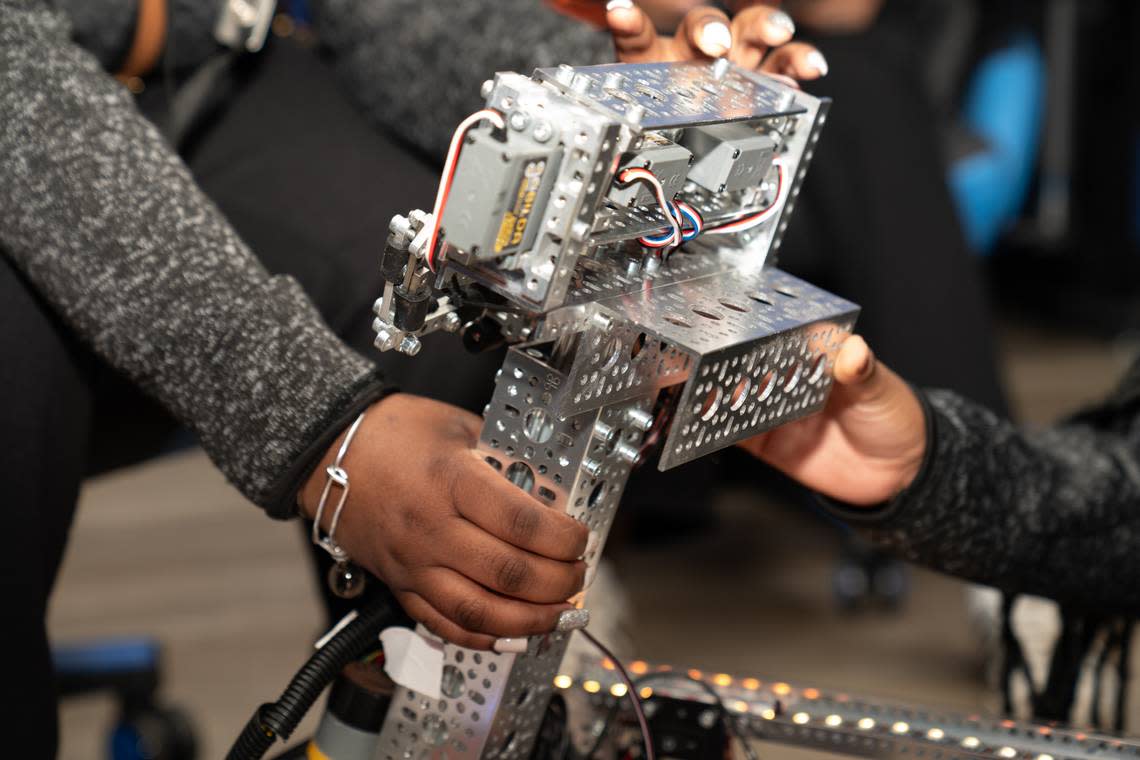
{"left": 0, "top": 0, "right": 609, "bottom": 516}
{"left": 842, "top": 357, "right": 1140, "bottom": 614}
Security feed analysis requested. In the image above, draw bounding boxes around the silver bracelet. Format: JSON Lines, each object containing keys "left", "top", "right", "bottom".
{"left": 311, "top": 410, "right": 367, "bottom": 564}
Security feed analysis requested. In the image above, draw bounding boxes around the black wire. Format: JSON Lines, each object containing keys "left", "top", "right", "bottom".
{"left": 584, "top": 671, "right": 759, "bottom": 760}
{"left": 581, "top": 631, "right": 655, "bottom": 760}
{"left": 226, "top": 596, "right": 397, "bottom": 760}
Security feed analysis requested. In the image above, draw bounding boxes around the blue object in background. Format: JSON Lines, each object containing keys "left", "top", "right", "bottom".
{"left": 53, "top": 637, "right": 159, "bottom": 676}
{"left": 288, "top": 0, "right": 312, "bottom": 24}
{"left": 948, "top": 34, "right": 1047, "bottom": 254}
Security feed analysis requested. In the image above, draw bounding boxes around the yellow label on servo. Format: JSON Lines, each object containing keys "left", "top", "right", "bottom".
{"left": 494, "top": 159, "right": 548, "bottom": 254}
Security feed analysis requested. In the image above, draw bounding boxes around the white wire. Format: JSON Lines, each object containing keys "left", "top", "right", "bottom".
{"left": 704, "top": 160, "right": 789, "bottom": 236}
{"left": 426, "top": 108, "right": 507, "bottom": 270}
{"left": 620, "top": 168, "right": 682, "bottom": 247}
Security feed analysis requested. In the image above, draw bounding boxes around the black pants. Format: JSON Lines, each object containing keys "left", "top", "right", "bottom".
{"left": 2, "top": 33, "right": 1004, "bottom": 754}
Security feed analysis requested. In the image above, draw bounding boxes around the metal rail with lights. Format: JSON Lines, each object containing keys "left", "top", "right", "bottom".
{"left": 565, "top": 661, "right": 1140, "bottom": 760}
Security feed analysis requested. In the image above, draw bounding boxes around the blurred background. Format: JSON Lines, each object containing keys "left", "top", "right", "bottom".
{"left": 49, "top": 0, "right": 1140, "bottom": 757}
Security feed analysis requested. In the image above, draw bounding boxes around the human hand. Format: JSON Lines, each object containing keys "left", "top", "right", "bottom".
{"left": 738, "top": 336, "right": 927, "bottom": 506}
{"left": 604, "top": 0, "right": 829, "bottom": 81}
{"left": 299, "top": 394, "right": 589, "bottom": 650}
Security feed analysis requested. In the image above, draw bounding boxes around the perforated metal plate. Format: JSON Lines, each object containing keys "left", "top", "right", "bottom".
{"left": 536, "top": 62, "right": 804, "bottom": 129}
{"left": 375, "top": 346, "right": 655, "bottom": 760}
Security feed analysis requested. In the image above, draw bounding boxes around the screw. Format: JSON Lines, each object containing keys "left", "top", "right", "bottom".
{"left": 398, "top": 334, "right": 422, "bottom": 356}
{"left": 555, "top": 64, "right": 575, "bottom": 86}
{"left": 627, "top": 408, "right": 654, "bottom": 432}
{"left": 443, "top": 312, "right": 462, "bottom": 332}
{"left": 481, "top": 79, "right": 494, "bottom": 98}
{"left": 591, "top": 312, "right": 614, "bottom": 332}
{"left": 374, "top": 327, "right": 397, "bottom": 352}
{"left": 593, "top": 421, "right": 617, "bottom": 444}
{"left": 712, "top": 57, "right": 731, "bottom": 81}
{"left": 614, "top": 442, "right": 641, "bottom": 466}
{"left": 532, "top": 120, "right": 554, "bottom": 143}
{"left": 582, "top": 458, "right": 603, "bottom": 478}
{"left": 508, "top": 110, "right": 530, "bottom": 132}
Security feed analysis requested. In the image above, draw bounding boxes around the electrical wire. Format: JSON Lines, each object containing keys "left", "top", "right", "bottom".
{"left": 580, "top": 630, "right": 655, "bottom": 760}
{"left": 426, "top": 108, "right": 507, "bottom": 271}
{"left": 704, "top": 160, "right": 788, "bottom": 236}
{"left": 584, "top": 670, "right": 760, "bottom": 760}
{"left": 618, "top": 168, "right": 682, "bottom": 248}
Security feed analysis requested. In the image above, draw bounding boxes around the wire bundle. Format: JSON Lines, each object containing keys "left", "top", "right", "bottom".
{"left": 426, "top": 108, "right": 507, "bottom": 271}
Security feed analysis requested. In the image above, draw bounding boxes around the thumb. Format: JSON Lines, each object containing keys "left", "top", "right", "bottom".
{"left": 831, "top": 334, "right": 896, "bottom": 406}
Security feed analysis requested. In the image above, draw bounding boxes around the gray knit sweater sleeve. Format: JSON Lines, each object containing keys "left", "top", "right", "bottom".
{"left": 1, "top": 0, "right": 386, "bottom": 515}
{"left": 844, "top": 357, "right": 1140, "bottom": 614}
{"left": 309, "top": 0, "right": 613, "bottom": 158}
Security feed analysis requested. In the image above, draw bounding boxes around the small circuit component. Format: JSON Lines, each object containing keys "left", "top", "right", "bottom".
{"left": 681, "top": 122, "right": 776, "bottom": 194}
{"left": 608, "top": 133, "right": 693, "bottom": 208}
{"left": 440, "top": 128, "right": 560, "bottom": 259}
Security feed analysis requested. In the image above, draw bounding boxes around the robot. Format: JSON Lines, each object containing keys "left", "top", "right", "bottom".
{"left": 361, "top": 56, "right": 853, "bottom": 760}
{"left": 230, "top": 59, "right": 1140, "bottom": 760}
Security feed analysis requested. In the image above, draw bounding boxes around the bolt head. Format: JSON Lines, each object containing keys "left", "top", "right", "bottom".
{"left": 374, "top": 328, "right": 397, "bottom": 352}
{"left": 532, "top": 120, "right": 554, "bottom": 143}
{"left": 398, "top": 334, "right": 422, "bottom": 356}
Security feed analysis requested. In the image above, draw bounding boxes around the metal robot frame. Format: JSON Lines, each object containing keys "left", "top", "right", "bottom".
{"left": 360, "top": 58, "right": 857, "bottom": 760}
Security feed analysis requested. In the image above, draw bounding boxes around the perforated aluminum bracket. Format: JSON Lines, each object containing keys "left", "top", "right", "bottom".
{"left": 374, "top": 345, "right": 655, "bottom": 760}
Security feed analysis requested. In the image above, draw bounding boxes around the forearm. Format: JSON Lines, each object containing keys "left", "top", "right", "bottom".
{"left": 0, "top": 0, "right": 384, "bottom": 515}
{"left": 309, "top": 0, "right": 613, "bottom": 159}
{"left": 855, "top": 375, "right": 1140, "bottom": 613}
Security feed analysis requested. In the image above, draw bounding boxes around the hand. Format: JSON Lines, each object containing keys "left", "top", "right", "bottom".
{"left": 300, "top": 394, "right": 589, "bottom": 650}
{"left": 605, "top": 0, "right": 829, "bottom": 81}
{"left": 738, "top": 336, "right": 928, "bottom": 506}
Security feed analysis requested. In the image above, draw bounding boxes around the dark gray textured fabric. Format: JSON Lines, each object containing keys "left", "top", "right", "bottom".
{"left": 853, "top": 356, "right": 1140, "bottom": 614}
{"left": 51, "top": 0, "right": 612, "bottom": 157}
{"left": 0, "top": 0, "right": 608, "bottom": 512}
{"left": 0, "top": 0, "right": 383, "bottom": 510}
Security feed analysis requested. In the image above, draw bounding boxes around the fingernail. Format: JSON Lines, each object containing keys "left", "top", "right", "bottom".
{"left": 556, "top": 608, "right": 590, "bottom": 632}
{"left": 805, "top": 50, "right": 829, "bottom": 77}
{"left": 606, "top": 0, "right": 634, "bottom": 9}
{"left": 767, "top": 9, "right": 796, "bottom": 40}
{"left": 697, "top": 20, "right": 733, "bottom": 57}
{"left": 493, "top": 637, "right": 529, "bottom": 654}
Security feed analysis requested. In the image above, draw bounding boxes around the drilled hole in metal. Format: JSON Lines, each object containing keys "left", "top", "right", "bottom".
{"left": 631, "top": 332, "right": 648, "bottom": 360}
{"left": 784, "top": 362, "right": 803, "bottom": 392}
{"left": 809, "top": 354, "right": 828, "bottom": 384}
{"left": 692, "top": 305, "right": 723, "bottom": 321}
{"left": 700, "top": 387, "right": 723, "bottom": 421}
{"left": 756, "top": 371, "right": 776, "bottom": 402}
{"left": 505, "top": 462, "right": 535, "bottom": 493}
{"left": 588, "top": 481, "right": 607, "bottom": 509}
{"left": 730, "top": 378, "right": 752, "bottom": 411}
{"left": 523, "top": 408, "right": 554, "bottom": 444}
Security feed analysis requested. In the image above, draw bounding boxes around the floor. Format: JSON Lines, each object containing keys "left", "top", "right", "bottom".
{"left": 50, "top": 320, "right": 1138, "bottom": 759}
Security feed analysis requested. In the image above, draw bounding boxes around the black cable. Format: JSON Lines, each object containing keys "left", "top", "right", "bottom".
{"left": 581, "top": 631, "right": 655, "bottom": 760}
{"left": 226, "top": 595, "right": 397, "bottom": 760}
